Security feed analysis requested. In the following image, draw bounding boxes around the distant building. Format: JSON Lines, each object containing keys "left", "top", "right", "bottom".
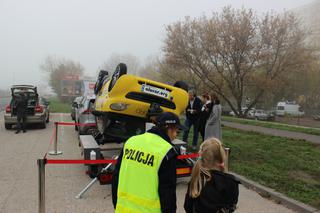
{"left": 60, "top": 75, "right": 95, "bottom": 98}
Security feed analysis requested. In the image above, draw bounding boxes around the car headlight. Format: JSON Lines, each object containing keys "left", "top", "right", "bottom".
{"left": 110, "top": 103, "right": 129, "bottom": 111}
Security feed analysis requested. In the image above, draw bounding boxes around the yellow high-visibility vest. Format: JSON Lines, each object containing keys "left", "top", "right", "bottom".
{"left": 116, "top": 132, "right": 173, "bottom": 213}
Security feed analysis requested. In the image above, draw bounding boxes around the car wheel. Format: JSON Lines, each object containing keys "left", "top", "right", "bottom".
{"left": 95, "top": 70, "right": 109, "bottom": 95}
{"left": 5, "top": 123, "right": 12, "bottom": 130}
{"left": 108, "top": 63, "right": 127, "bottom": 92}
{"left": 40, "top": 121, "right": 46, "bottom": 129}
{"left": 173, "top": 81, "right": 188, "bottom": 92}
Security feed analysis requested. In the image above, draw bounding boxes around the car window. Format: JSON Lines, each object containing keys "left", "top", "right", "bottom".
{"left": 40, "top": 98, "right": 46, "bottom": 105}
{"left": 80, "top": 97, "right": 86, "bottom": 106}
{"left": 89, "top": 99, "right": 95, "bottom": 110}
{"left": 83, "top": 99, "right": 89, "bottom": 109}
{"left": 76, "top": 97, "right": 83, "bottom": 103}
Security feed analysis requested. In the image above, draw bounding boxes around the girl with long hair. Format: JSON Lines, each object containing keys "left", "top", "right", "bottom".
{"left": 184, "top": 138, "right": 239, "bottom": 213}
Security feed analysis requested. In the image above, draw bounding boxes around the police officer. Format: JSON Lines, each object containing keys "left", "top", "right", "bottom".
{"left": 15, "top": 93, "right": 28, "bottom": 134}
{"left": 112, "top": 112, "right": 186, "bottom": 213}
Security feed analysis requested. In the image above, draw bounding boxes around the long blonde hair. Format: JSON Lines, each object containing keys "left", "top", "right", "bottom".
{"left": 189, "top": 138, "right": 226, "bottom": 198}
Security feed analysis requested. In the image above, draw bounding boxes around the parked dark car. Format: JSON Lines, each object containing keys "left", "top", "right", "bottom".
{"left": 4, "top": 85, "right": 50, "bottom": 129}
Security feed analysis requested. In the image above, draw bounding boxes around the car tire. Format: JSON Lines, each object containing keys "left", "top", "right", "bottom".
{"left": 108, "top": 63, "right": 127, "bottom": 92}
{"left": 173, "top": 81, "right": 189, "bottom": 92}
{"left": 40, "top": 121, "right": 46, "bottom": 129}
{"left": 95, "top": 70, "right": 109, "bottom": 95}
{"left": 5, "top": 123, "right": 12, "bottom": 130}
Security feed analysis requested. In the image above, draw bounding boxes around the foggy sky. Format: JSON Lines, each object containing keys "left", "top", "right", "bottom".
{"left": 0, "top": 0, "right": 315, "bottom": 90}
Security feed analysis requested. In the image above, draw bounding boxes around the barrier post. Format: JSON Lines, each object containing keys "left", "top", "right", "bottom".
{"left": 224, "top": 147, "right": 230, "bottom": 172}
{"left": 38, "top": 159, "right": 46, "bottom": 213}
{"left": 49, "top": 122, "right": 62, "bottom": 155}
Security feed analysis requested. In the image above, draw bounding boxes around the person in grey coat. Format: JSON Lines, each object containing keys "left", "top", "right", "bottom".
{"left": 205, "top": 94, "right": 222, "bottom": 140}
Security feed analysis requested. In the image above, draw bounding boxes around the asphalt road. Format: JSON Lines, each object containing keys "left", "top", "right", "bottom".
{"left": 0, "top": 113, "right": 294, "bottom": 213}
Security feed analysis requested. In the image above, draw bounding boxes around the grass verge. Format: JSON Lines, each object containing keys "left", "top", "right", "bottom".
{"left": 223, "top": 127, "right": 320, "bottom": 208}
{"left": 223, "top": 116, "right": 320, "bottom": 136}
{"left": 180, "top": 122, "right": 320, "bottom": 208}
{"left": 49, "top": 97, "right": 71, "bottom": 113}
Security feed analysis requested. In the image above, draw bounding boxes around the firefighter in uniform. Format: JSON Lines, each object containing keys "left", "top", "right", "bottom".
{"left": 112, "top": 112, "right": 186, "bottom": 213}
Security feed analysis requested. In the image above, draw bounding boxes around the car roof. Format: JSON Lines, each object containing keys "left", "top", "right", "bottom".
{"left": 11, "top": 85, "right": 38, "bottom": 95}
{"left": 12, "top": 85, "right": 37, "bottom": 89}
{"left": 85, "top": 95, "right": 96, "bottom": 100}
{"left": 75, "top": 96, "right": 83, "bottom": 101}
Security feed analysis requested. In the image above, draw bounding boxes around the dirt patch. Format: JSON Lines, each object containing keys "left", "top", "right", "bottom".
{"left": 275, "top": 116, "right": 320, "bottom": 129}
{"left": 288, "top": 170, "right": 319, "bottom": 185}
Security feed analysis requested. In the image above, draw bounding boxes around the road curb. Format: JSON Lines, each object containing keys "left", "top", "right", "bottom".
{"left": 230, "top": 172, "right": 320, "bottom": 213}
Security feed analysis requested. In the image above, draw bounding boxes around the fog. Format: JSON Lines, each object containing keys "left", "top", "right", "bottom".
{"left": 0, "top": 0, "right": 315, "bottom": 90}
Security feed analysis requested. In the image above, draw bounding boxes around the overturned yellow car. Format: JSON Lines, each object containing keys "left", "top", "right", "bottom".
{"left": 93, "top": 63, "right": 189, "bottom": 143}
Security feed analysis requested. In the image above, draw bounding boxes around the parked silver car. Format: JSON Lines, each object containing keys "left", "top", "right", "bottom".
{"left": 71, "top": 96, "right": 83, "bottom": 120}
{"left": 4, "top": 85, "right": 50, "bottom": 129}
{"left": 74, "top": 95, "right": 96, "bottom": 135}
{"left": 248, "top": 109, "right": 275, "bottom": 121}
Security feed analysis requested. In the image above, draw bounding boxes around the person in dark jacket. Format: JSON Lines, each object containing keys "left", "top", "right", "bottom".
{"left": 15, "top": 93, "right": 28, "bottom": 134}
{"left": 182, "top": 90, "right": 202, "bottom": 150}
{"left": 112, "top": 112, "right": 186, "bottom": 213}
{"left": 184, "top": 138, "right": 240, "bottom": 213}
{"left": 198, "top": 93, "right": 211, "bottom": 141}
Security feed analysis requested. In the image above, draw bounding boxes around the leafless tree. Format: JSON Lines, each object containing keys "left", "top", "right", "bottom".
{"left": 100, "top": 53, "right": 141, "bottom": 75}
{"left": 41, "top": 56, "right": 84, "bottom": 98}
{"left": 138, "top": 55, "right": 162, "bottom": 81}
{"left": 163, "top": 7, "right": 314, "bottom": 116}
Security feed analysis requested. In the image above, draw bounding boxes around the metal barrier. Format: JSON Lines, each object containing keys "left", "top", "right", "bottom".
{"left": 47, "top": 122, "right": 97, "bottom": 156}
{"left": 48, "top": 122, "right": 62, "bottom": 155}
{"left": 38, "top": 159, "right": 46, "bottom": 213}
{"left": 37, "top": 149, "right": 231, "bottom": 212}
{"left": 225, "top": 147, "right": 231, "bottom": 172}
{"left": 39, "top": 121, "right": 231, "bottom": 212}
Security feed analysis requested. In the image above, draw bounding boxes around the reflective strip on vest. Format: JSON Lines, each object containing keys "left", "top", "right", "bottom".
{"left": 116, "top": 132, "right": 172, "bottom": 213}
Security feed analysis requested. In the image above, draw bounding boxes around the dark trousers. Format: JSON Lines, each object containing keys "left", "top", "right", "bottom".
{"left": 182, "top": 118, "right": 199, "bottom": 146}
{"left": 199, "top": 123, "right": 205, "bottom": 141}
{"left": 17, "top": 115, "right": 26, "bottom": 131}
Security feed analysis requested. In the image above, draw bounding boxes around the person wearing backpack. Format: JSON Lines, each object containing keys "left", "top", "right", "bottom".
{"left": 184, "top": 138, "right": 240, "bottom": 213}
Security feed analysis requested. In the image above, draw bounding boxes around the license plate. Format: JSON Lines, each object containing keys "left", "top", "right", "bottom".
{"left": 141, "top": 84, "right": 170, "bottom": 99}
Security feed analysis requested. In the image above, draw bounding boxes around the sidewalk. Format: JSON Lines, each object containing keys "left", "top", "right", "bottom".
{"left": 223, "top": 121, "right": 320, "bottom": 145}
